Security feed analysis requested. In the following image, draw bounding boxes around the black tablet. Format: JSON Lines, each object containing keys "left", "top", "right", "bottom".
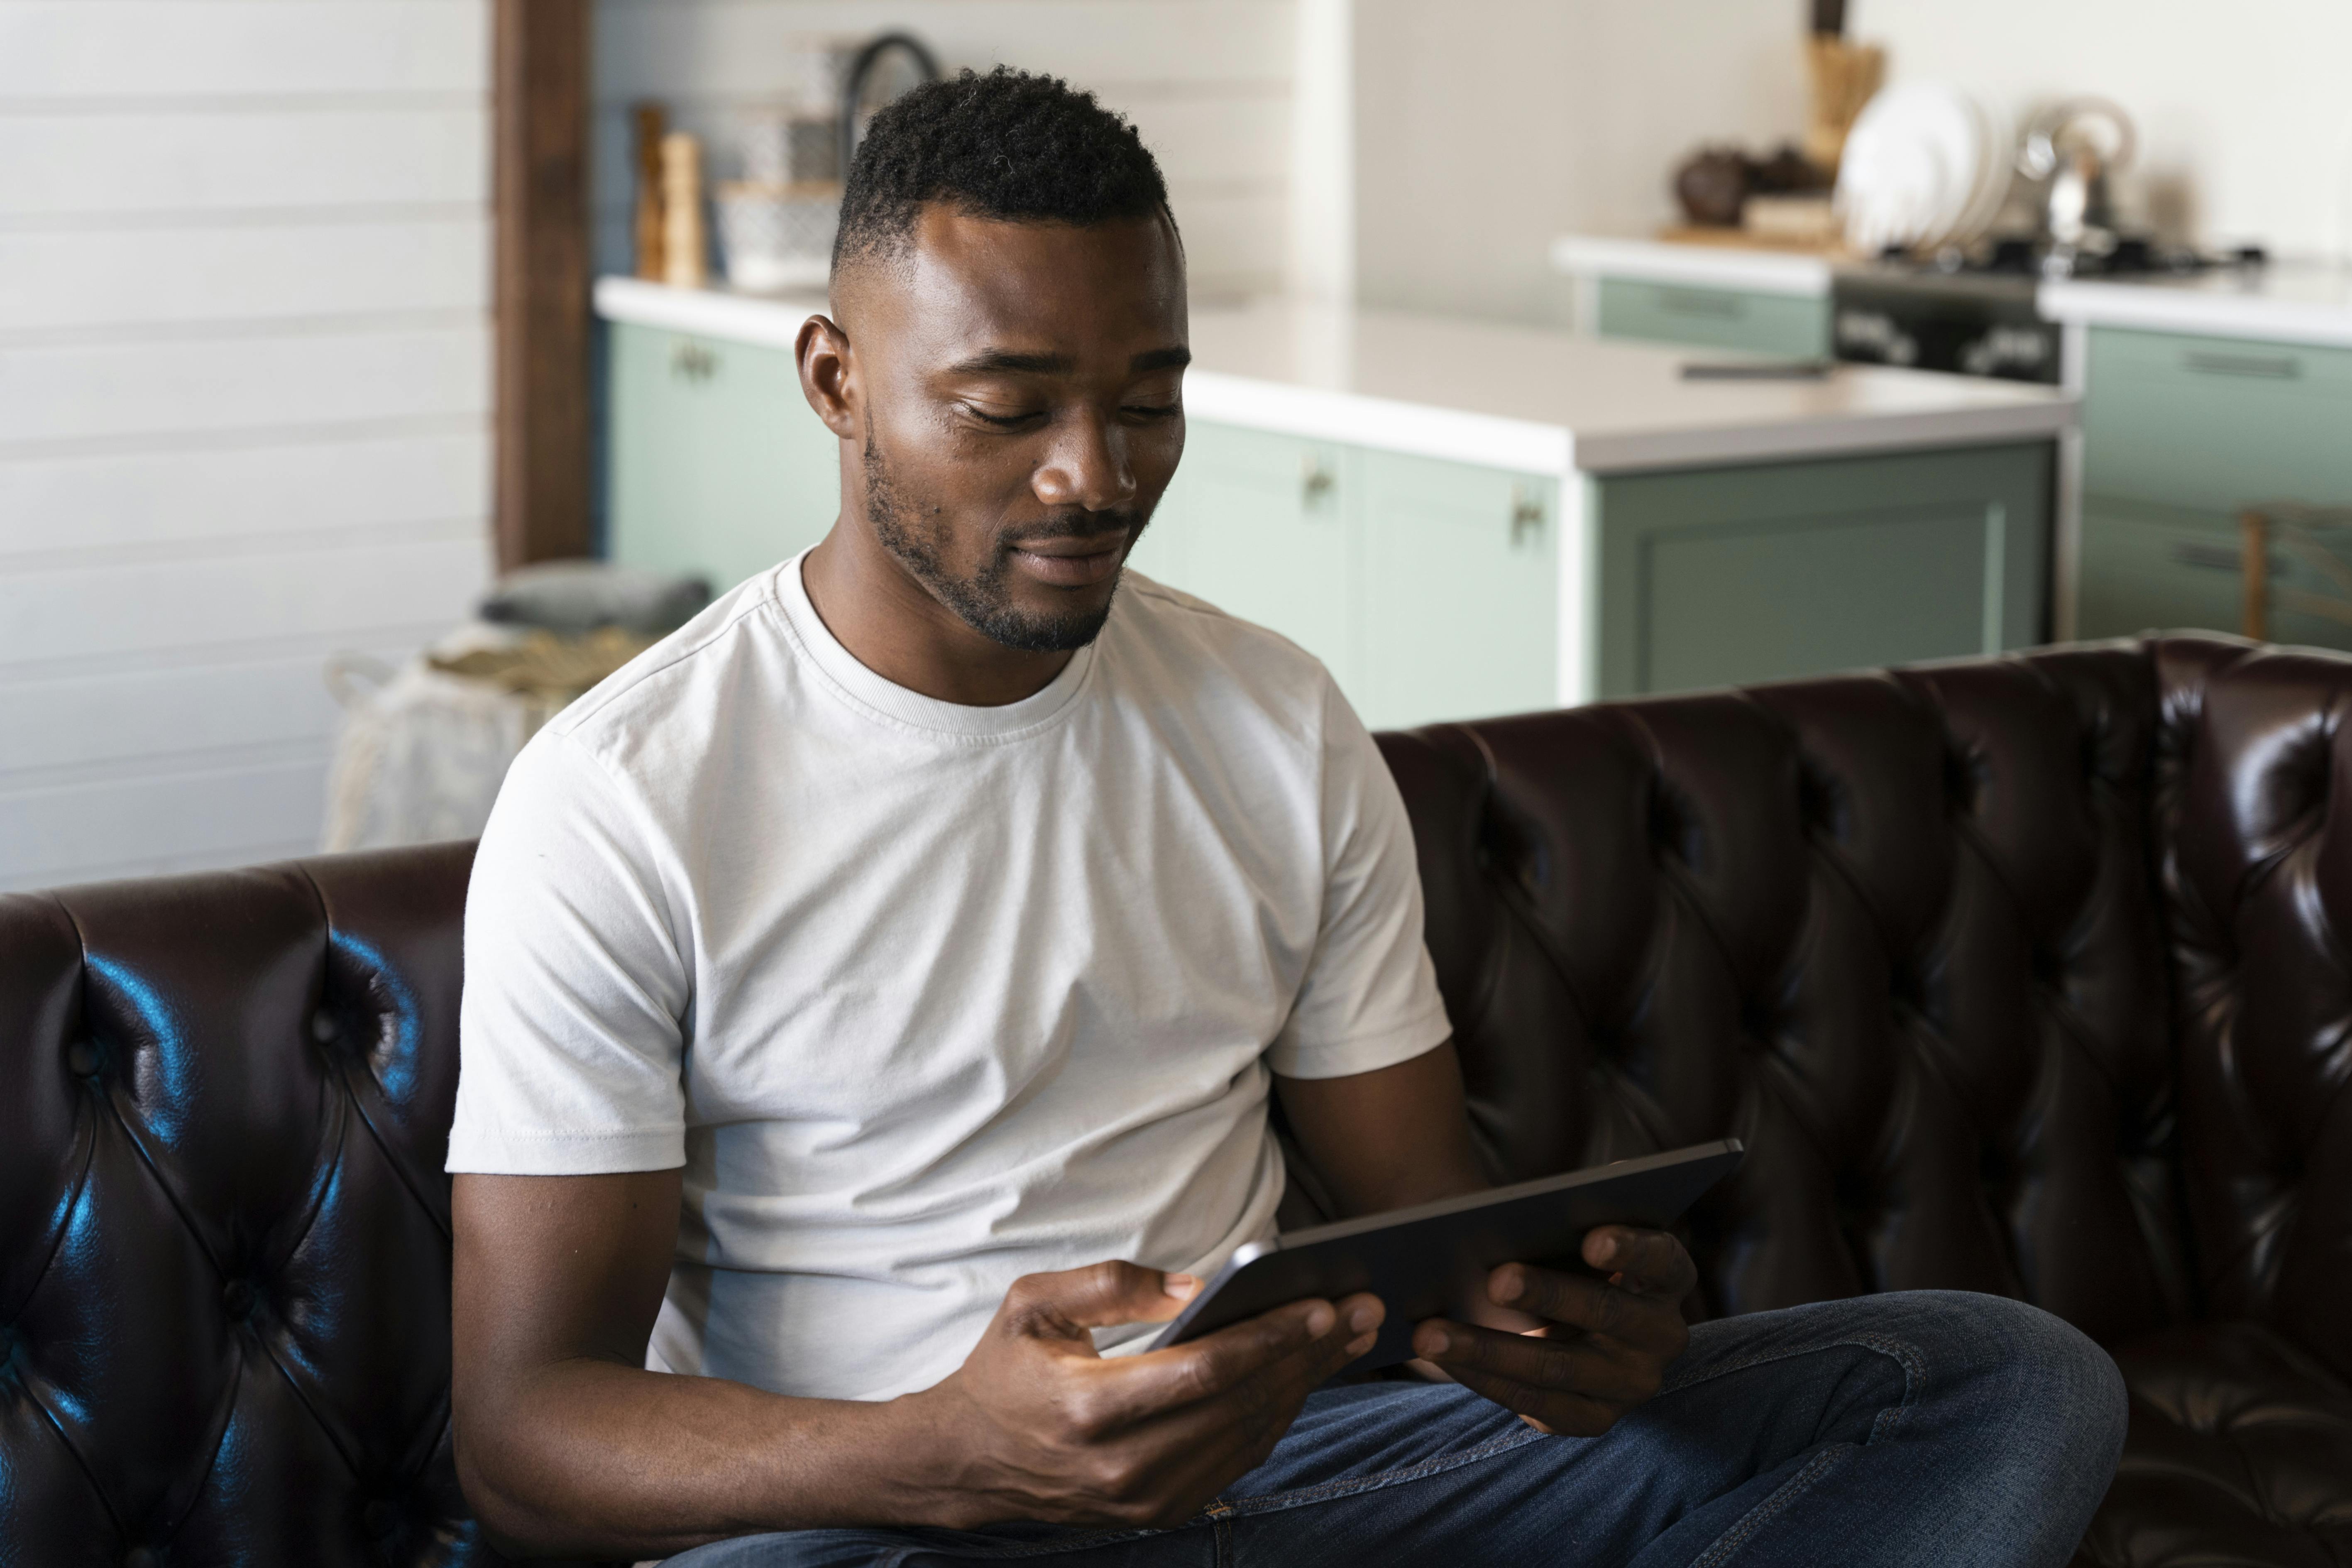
{"left": 1149, "top": 1140, "right": 1743, "bottom": 1372}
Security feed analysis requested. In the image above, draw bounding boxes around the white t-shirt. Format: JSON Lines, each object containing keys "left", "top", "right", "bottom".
{"left": 447, "top": 551, "right": 1450, "bottom": 1402}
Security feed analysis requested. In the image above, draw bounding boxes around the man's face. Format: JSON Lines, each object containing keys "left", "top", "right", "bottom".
{"left": 834, "top": 206, "right": 1189, "bottom": 652}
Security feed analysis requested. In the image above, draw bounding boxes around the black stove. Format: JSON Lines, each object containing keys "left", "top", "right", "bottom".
{"left": 1828, "top": 239, "right": 2267, "bottom": 384}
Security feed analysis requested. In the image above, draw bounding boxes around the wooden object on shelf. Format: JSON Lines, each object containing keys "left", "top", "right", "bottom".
{"left": 1803, "top": 35, "right": 1885, "bottom": 174}
{"left": 660, "top": 131, "right": 707, "bottom": 289}
{"left": 2240, "top": 505, "right": 2352, "bottom": 641}
{"left": 633, "top": 102, "right": 667, "bottom": 281}
{"left": 492, "top": 0, "right": 592, "bottom": 570}
{"left": 1653, "top": 224, "right": 1856, "bottom": 260}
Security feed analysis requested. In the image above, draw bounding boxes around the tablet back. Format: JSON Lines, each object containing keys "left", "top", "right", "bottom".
{"left": 1153, "top": 1140, "right": 1743, "bottom": 1372}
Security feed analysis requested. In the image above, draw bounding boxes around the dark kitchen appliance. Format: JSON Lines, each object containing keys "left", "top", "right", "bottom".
{"left": 1829, "top": 240, "right": 2266, "bottom": 384}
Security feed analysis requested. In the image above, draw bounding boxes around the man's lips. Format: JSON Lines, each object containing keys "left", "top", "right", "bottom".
{"left": 1007, "top": 528, "right": 1130, "bottom": 587}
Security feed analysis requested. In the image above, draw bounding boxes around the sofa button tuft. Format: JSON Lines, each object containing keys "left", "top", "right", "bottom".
{"left": 222, "top": 1280, "right": 254, "bottom": 1319}
{"left": 125, "top": 1548, "right": 158, "bottom": 1568}
{"left": 310, "top": 1008, "right": 339, "bottom": 1045}
{"left": 67, "top": 1040, "right": 100, "bottom": 1077}
{"left": 362, "top": 1500, "right": 399, "bottom": 1539}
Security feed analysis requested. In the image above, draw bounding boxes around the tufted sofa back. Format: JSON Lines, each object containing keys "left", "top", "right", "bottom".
{"left": 1374, "top": 635, "right": 2350, "bottom": 1379}
{"left": 3, "top": 634, "right": 2348, "bottom": 1566}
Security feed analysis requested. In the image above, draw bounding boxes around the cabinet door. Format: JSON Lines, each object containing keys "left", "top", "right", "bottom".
{"left": 2081, "top": 327, "right": 2352, "bottom": 512}
{"left": 1358, "top": 450, "right": 1559, "bottom": 730}
{"left": 1595, "top": 441, "right": 2052, "bottom": 699}
{"left": 1129, "top": 420, "right": 1362, "bottom": 695}
{"left": 1596, "top": 277, "right": 1831, "bottom": 358}
{"left": 606, "top": 323, "right": 841, "bottom": 590}
{"left": 2078, "top": 493, "right": 2352, "bottom": 653}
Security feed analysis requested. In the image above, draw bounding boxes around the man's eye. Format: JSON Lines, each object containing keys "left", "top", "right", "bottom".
{"left": 1122, "top": 403, "right": 1180, "bottom": 420}
{"left": 966, "top": 406, "right": 1043, "bottom": 428}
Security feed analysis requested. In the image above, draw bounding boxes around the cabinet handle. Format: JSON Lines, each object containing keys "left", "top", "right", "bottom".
{"left": 671, "top": 340, "right": 720, "bottom": 383}
{"left": 2172, "top": 541, "right": 2242, "bottom": 571}
{"left": 2180, "top": 349, "right": 2301, "bottom": 380}
{"left": 1656, "top": 287, "right": 1743, "bottom": 320}
{"left": 1510, "top": 486, "right": 1544, "bottom": 546}
{"left": 1301, "top": 454, "right": 1336, "bottom": 507}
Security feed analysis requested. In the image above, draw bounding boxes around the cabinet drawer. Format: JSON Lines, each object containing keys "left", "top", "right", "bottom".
{"left": 1595, "top": 277, "right": 1830, "bottom": 358}
{"left": 2080, "top": 327, "right": 2352, "bottom": 513}
{"left": 1594, "top": 441, "right": 2051, "bottom": 699}
{"left": 605, "top": 322, "right": 841, "bottom": 590}
{"left": 1129, "top": 421, "right": 1362, "bottom": 695}
{"left": 2076, "top": 494, "right": 2352, "bottom": 652}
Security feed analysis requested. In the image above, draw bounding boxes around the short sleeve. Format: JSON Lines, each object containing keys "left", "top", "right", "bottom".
{"left": 1265, "top": 680, "right": 1452, "bottom": 1079}
{"left": 446, "top": 728, "right": 692, "bottom": 1174}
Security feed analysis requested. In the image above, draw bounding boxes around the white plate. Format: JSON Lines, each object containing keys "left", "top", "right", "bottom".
{"left": 1837, "top": 81, "right": 1995, "bottom": 251}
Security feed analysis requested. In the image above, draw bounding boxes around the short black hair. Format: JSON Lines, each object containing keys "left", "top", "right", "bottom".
{"left": 832, "top": 67, "right": 1174, "bottom": 272}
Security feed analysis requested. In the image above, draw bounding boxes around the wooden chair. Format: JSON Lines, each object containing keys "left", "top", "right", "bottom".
{"left": 2240, "top": 504, "right": 2352, "bottom": 641}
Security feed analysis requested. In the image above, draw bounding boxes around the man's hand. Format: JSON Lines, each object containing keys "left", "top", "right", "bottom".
{"left": 1411, "top": 1226, "right": 1697, "bottom": 1436}
{"left": 911, "top": 1261, "right": 1383, "bottom": 1529}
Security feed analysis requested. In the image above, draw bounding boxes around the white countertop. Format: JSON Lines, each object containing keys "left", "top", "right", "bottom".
{"left": 2039, "top": 267, "right": 2352, "bottom": 349}
{"left": 1548, "top": 234, "right": 1836, "bottom": 297}
{"left": 596, "top": 277, "right": 2073, "bottom": 476}
{"left": 1550, "top": 232, "right": 2352, "bottom": 349}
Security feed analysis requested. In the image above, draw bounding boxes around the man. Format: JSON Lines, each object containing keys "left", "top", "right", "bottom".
{"left": 450, "top": 69, "right": 2125, "bottom": 1566}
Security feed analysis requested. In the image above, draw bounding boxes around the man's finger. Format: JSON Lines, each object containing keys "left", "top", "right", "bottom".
{"left": 1581, "top": 1227, "right": 1700, "bottom": 1299}
{"left": 1000, "top": 1261, "right": 1204, "bottom": 1343}
{"left": 1411, "top": 1319, "right": 1656, "bottom": 1406}
{"left": 1487, "top": 1264, "right": 1686, "bottom": 1353}
{"left": 1438, "top": 1363, "right": 1622, "bottom": 1438}
{"left": 1089, "top": 1290, "right": 1382, "bottom": 1422}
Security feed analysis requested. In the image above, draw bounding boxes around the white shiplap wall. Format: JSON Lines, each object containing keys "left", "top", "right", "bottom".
{"left": 594, "top": 0, "right": 1300, "bottom": 300}
{"left": 0, "top": 0, "right": 496, "bottom": 892}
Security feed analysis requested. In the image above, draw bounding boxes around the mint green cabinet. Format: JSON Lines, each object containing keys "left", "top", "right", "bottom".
{"left": 1594, "top": 442, "right": 2051, "bottom": 697}
{"left": 1595, "top": 278, "right": 1831, "bottom": 358}
{"left": 602, "top": 325, "right": 2055, "bottom": 722}
{"left": 2076, "top": 325, "right": 2352, "bottom": 648}
{"left": 606, "top": 322, "right": 840, "bottom": 590}
{"left": 1359, "top": 451, "right": 1557, "bottom": 728}
{"left": 1127, "top": 425, "right": 1361, "bottom": 694}
{"left": 1131, "top": 423, "right": 1561, "bottom": 731}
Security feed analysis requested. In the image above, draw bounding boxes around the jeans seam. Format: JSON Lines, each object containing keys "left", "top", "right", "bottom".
{"left": 1684, "top": 1444, "right": 1849, "bottom": 1568}
{"left": 1218, "top": 1421, "right": 1552, "bottom": 1517}
{"left": 1661, "top": 1330, "right": 1927, "bottom": 1442}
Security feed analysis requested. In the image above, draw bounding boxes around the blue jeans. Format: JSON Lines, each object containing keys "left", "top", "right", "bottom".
{"left": 665, "top": 1291, "right": 2127, "bottom": 1567}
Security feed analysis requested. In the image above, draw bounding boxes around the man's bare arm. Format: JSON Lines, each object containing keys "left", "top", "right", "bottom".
{"left": 1276, "top": 1040, "right": 1699, "bottom": 1438}
{"left": 452, "top": 1171, "right": 1381, "bottom": 1559}
{"left": 1273, "top": 1040, "right": 1490, "bottom": 1218}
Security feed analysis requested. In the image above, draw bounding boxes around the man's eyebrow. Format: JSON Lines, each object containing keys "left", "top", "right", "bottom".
{"left": 948, "top": 349, "right": 1074, "bottom": 375}
{"left": 942, "top": 345, "right": 1193, "bottom": 376}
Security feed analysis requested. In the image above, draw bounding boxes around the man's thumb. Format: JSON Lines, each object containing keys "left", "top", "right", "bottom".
{"left": 1000, "top": 1261, "right": 1202, "bottom": 1343}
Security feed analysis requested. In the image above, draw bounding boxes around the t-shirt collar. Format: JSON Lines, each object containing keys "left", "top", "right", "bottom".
{"left": 771, "top": 549, "right": 1098, "bottom": 740}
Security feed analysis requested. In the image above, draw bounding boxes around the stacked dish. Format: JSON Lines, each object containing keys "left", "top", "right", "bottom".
{"left": 1834, "top": 82, "right": 2011, "bottom": 255}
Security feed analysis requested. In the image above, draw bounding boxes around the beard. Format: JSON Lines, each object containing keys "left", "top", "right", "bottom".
{"left": 863, "top": 434, "right": 1148, "bottom": 654}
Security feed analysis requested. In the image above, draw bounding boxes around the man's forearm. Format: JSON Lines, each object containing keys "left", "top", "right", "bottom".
{"left": 460, "top": 1357, "right": 961, "bottom": 1558}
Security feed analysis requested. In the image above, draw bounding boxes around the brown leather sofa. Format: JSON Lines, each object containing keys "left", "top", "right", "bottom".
{"left": 5, "top": 633, "right": 2349, "bottom": 1567}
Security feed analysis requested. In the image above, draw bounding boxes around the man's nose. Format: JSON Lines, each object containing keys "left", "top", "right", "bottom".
{"left": 1031, "top": 409, "right": 1136, "bottom": 514}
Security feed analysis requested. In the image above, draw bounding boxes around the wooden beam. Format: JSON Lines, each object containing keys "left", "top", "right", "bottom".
{"left": 493, "top": 0, "right": 592, "bottom": 570}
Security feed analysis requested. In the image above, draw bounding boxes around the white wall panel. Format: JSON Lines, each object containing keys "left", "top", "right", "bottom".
{"left": 0, "top": 218, "right": 487, "bottom": 334}
{"left": 0, "top": 2, "right": 488, "bottom": 98}
{"left": 594, "top": 0, "right": 1293, "bottom": 99}
{"left": 0, "top": 641, "right": 423, "bottom": 777}
{"left": 0, "top": 532, "right": 489, "bottom": 667}
{"left": 1, "top": 0, "right": 494, "bottom": 889}
{"left": 0, "top": 758, "right": 331, "bottom": 890}
{"left": 0, "top": 323, "right": 487, "bottom": 448}
{"left": 0, "top": 108, "right": 488, "bottom": 218}
{"left": 0, "top": 430, "right": 487, "bottom": 559}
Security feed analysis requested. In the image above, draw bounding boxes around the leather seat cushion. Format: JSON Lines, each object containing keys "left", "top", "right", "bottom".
{"left": 2075, "top": 1322, "right": 2352, "bottom": 1567}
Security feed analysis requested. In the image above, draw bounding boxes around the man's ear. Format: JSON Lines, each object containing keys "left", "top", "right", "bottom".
{"left": 796, "top": 313, "right": 858, "bottom": 439}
